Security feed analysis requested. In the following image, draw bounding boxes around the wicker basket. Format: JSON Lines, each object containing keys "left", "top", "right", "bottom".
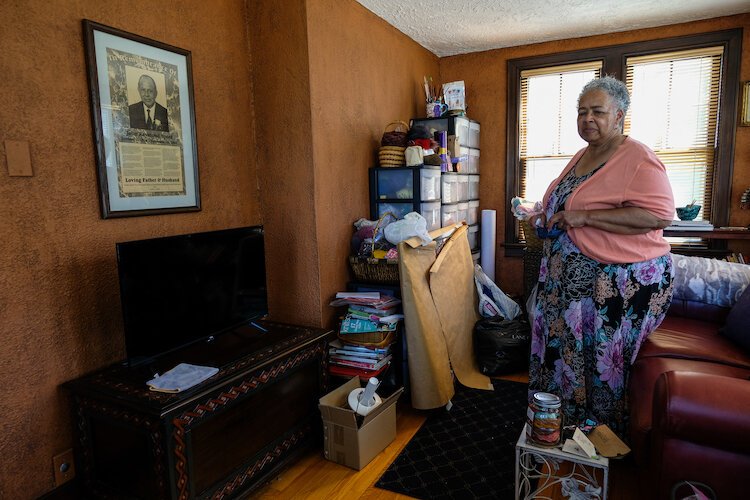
{"left": 378, "top": 145, "right": 406, "bottom": 167}
{"left": 521, "top": 219, "right": 543, "bottom": 300}
{"left": 380, "top": 121, "right": 409, "bottom": 147}
{"left": 338, "top": 329, "right": 396, "bottom": 347}
{"left": 349, "top": 212, "right": 400, "bottom": 284}
{"left": 521, "top": 219, "right": 543, "bottom": 252}
{"left": 349, "top": 256, "right": 400, "bottom": 284}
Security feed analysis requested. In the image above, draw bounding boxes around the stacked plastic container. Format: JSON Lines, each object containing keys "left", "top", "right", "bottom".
{"left": 410, "top": 116, "right": 480, "bottom": 258}
{"left": 369, "top": 166, "right": 443, "bottom": 231}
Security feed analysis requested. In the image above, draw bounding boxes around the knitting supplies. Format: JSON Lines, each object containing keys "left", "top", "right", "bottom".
{"left": 380, "top": 121, "right": 409, "bottom": 147}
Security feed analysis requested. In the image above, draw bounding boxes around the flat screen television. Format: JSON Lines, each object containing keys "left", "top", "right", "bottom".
{"left": 116, "top": 226, "right": 268, "bottom": 366}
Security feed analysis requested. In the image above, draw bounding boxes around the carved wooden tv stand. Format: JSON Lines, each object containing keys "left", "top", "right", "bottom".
{"left": 65, "top": 321, "right": 334, "bottom": 499}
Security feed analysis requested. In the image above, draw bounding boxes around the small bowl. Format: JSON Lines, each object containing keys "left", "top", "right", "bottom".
{"left": 676, "top": 205, "right": 701, "bottom": 221}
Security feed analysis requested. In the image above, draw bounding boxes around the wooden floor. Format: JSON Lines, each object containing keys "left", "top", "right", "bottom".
{"left": 248, "top": 371, "right": 640, "bottom": 499}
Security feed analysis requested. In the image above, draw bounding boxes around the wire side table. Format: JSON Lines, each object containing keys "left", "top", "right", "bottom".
{"left": 515, "top": 425, "right": 609, "bottom": 500}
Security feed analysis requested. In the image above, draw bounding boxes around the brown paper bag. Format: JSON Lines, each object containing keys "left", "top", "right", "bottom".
{"left": 398, "top": 225, "right": 492, "bottom": 409}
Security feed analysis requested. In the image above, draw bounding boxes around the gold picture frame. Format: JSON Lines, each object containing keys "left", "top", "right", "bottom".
{"left": 742, "top": 81, "right": 750, "bottom": 127}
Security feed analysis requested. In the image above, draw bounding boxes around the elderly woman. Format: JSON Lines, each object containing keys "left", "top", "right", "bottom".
{"left": 529, "top": 76, "right": 675, "bottom": 437}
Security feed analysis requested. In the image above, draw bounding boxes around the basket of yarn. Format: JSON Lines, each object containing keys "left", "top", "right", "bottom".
{"left": 380, "top": 121, "right": 409, "bottom": 147}
{"left": 349, "top": 213, "right": 400, "bottom": 284}
{"left": 378, "top": 121, "right": 408, "bottom": 167}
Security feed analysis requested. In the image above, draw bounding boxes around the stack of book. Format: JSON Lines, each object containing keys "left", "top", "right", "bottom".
{"left": 327, "top": 339, "right": 393, "bottom": 378}
{"left": 330, "top": 292, "right": 403, "bottom": 338}
{"left": 328, "top": 291, "right": 403, "bottom": 379}
{"left": 665, "top": 220, "right": 714, "bottom": 231}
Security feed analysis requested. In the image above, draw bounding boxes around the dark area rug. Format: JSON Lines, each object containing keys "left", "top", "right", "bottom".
{"left": 376, "top": 379, "right": 528, "bottom": 499}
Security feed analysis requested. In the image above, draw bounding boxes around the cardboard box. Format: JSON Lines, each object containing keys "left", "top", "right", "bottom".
{"left": 318, "top": 377, "right": 404, "bottom": 470}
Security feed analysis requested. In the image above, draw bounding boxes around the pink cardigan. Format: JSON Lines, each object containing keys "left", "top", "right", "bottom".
{"left": 541, "top": 137, "right": 675, "bottom": 264}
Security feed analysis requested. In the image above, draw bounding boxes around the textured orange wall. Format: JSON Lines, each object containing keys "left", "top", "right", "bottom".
{"left": 0, "top": 1, "right": 259, "bottom": 497}
{"left": 249, "top": 0, "right": 322, "bottom": 327}
{"left": 306, "top": 0, "right": 440, "bottom": 325}
{"left": 441, "top": 14, "right": 750, "bottom": 296}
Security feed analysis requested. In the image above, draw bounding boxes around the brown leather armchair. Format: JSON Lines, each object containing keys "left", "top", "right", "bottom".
{"left": 629, "top": 288, "right": 750, "bottom": 499}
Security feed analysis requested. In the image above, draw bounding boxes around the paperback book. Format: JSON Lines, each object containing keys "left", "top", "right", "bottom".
{"left": 339, "top": 316, "right": 399, "bottom": 334}
{"left": 328, "top": 339, "right": 391, "bottom": 355}
{"left": 329, "top": 362, "right": 390, "bottom": 379}
{"left": 329, "top": 354, "right": 393, "bottom": 371}
{"left": 666, "top": 220, "right": 713, "bottom": 231}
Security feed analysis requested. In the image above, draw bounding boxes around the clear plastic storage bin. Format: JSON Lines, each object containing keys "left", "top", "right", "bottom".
{"left": 420, "top": 168, "right": 441, "bottom": 201}
{"left": 457, "top": 176, "right": 469, "bottom": 201}
{"left": 421, "top": 201, "right": 442, "bottom": 231}
{"left": 456, "top": 202, "right": 469, "bottom": 224}
{"left": 441, "top": 173, "right": 459, "bottom": 203}
{"left": 467, "top": 200, "right": 479, "bottom": 225}
{"left": 454, "top": 117, "right": 470, "bottom": 146}
{"left": 467, "top": 224, "right": 479, "bottom": 251}
{"left": 468, "top": 149, "right": 480, "bottom": 174}
{"left": 459, "top": 147, "right": 471, "bottom": 172}
{"left": 442, "top": 204, "right": 458, "bottom": 226}
{"left": 469, "top": 121, "right": 481, "bottom": 148}
{"left": 375, "top": 202, "right": 413, "bottom": 220}
{"left": 469, "top": 175, "right": 480, "bottom": 200}
{"left": 374, "top": 169, "right": 413, "bottom": 200}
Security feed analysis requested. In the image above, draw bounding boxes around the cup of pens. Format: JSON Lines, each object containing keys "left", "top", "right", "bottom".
{"left": 423, "top": 75, "right": 445, "bottom": 117}
{"left": 426, "top": 101, "right": 447, "bottom": 118}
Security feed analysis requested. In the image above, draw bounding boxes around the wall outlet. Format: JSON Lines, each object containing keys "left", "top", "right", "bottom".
{"left": 52, "top": 449, "right": 75, "bottom": 487}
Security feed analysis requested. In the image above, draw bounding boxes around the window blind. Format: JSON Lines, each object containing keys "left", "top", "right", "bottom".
{"left": 518, "top": 62, "right": 601, "bottom": 240}
{"left": 624, "top": 46, "right": 723, "bottom": 223}
{"left": 519, "top": 62, "right": 602, "bottom": 203}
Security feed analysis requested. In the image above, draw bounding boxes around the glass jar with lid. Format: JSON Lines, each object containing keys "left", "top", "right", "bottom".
{"left": 526, "top": 392, "right": 563, "bottom": 446}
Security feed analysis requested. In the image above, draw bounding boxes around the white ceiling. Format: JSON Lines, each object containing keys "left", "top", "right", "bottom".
{"left": 355, "top": 0, "right": 750, "bottom": 57}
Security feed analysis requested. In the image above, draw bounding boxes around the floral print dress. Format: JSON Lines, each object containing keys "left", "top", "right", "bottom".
{"left": 528, "top": 166, "right": 674, "bottom": 437}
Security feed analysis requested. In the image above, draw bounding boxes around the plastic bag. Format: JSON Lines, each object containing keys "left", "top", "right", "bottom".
{"left": 473, "top": 316, "right": 530, "bottom": 375}
{"left": 384, "top": 212, "right": 432, "bottom": 246}
{"left": 671, "top": 481, "right": 716, "bottom": 500}
{"left": 510, "top": 196, "right": 543, "bottom": 222}
{"left": 355, "top": 212, "right": 398, "bottom": 257}
{"left": 443, "top": 80, "right": 466, "bottom": 113}
{"left": 526, "top": 283, "right": 538, "bottom": 326}
{"left": 474, "top": 264, "right": 521, "bottom": 320}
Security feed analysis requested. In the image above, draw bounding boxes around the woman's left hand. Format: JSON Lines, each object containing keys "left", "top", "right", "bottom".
{"left": 548, "top": 210, "right": 587, "bottom": 230}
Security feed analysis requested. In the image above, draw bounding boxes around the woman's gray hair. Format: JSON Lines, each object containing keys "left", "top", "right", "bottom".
{"left": 579, "top": 76, "right": 630, "bottom": 115}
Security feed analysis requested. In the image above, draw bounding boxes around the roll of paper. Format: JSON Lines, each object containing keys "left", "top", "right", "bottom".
{"left": 481, "top": 210, "right": 496, "bottom": 281}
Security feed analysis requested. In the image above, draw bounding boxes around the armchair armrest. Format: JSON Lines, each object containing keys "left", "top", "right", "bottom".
{"left": 653, "top": 370, "right": 750, "bottom": 453}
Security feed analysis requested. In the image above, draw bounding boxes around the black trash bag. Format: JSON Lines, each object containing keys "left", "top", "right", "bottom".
{"left": 473, "top": 316, "right": 531, "bottom": 376}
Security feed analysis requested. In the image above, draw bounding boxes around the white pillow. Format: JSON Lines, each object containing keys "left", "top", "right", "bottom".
{"left": 671, "top": 253, "right": 750, "bottom": 308}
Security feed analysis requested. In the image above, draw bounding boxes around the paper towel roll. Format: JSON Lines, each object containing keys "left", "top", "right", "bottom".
{"left": 481, "top": 210, "right": 496, "bottom": 281}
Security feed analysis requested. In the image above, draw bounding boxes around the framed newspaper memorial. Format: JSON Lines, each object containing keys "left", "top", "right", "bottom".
{"left": 83, "top": 20, "right": 200, "bottom": 218}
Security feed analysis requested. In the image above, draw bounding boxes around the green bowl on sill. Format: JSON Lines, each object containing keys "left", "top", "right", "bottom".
{"left": 676, "top": 205, "right": 701, "bottom": 221}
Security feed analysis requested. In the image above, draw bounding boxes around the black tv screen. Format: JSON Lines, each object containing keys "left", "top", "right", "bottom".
{"left": 116, "top": 226, "right": 267, "bottom": 365}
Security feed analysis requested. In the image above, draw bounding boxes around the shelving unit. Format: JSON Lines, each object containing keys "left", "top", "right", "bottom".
{"left": 410, "top": 116, "right": 481, "bottom": 262}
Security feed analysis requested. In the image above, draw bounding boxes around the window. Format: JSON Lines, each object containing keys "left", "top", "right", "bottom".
{"left": 520, "top": 62, "right": 602, "bottom": 204}
{"left": 505, "top": 30, "right": 742, "bottom": 255}
{"left": 625, "top": 47, "right": 723, "bottom": 221}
